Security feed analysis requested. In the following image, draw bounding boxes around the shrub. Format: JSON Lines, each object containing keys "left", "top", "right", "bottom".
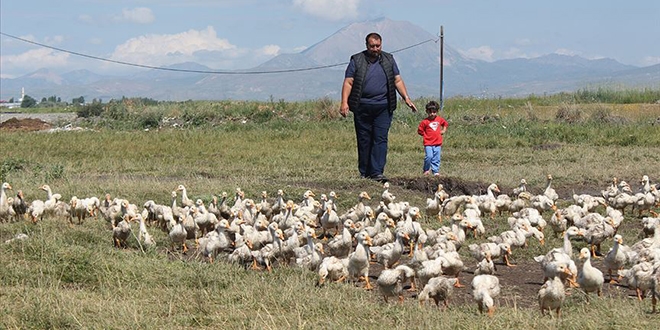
{"left": 555, "top": 103, "right": 582, "bottom": 124}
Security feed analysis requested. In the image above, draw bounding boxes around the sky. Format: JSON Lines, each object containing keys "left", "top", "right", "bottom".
{"left": 1, "top": 0, "right": 659, "bottom": 79}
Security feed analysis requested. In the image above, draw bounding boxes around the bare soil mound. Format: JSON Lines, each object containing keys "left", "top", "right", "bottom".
{"left": 0, "top": 117, "right": 52, "bottom": 131}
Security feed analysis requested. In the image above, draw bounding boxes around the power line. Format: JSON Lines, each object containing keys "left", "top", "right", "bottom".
{"left": 0, "top": 32, "right": 437, "bottom": 75}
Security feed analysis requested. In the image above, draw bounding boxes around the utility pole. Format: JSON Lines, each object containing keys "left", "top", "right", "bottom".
{"left": 439, "top": 26, "right": 444, "bottom": 111}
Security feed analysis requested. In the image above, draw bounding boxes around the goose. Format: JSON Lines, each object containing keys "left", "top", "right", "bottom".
{"left": 257, "top": 191, "right": 273, "bottom": 219}
{"left": 534, "top": 247, "right": 578, "bottom": 288}
{"left": 176, "top": 184, "right": 195, "bottom": 208}
{"left": 319, "top": 199, "right": 342, "bottom": 238}
{"left": 418, "top": 276, "right": 458, "bottom": 308}
{"left": 27, "top": 198, "right": 45, "bottom": 223}
{"left": 295, "top": 227, "right": 324, "bottom": 271}
{"left": 512, "top": 179, "right": 528, "bottom": 196}
{"left": 340, "top": 191, "right": 371, "bottom": 223}
{"left": 40, "top": 184, "right": 61, "bottom": 218}
{"left": 603, "top": 234, "right": 629, "bottom": 283}
{"left": 573, "top": 193, "right": 606, "bottom": 213}
{"left": 270, "top": 189, "right": 286, "bottom": 216}
{"left": 471, "top": 274, "right": 501, "bottom": 317}
{"left": 488, "top": 222, "right": 527, "bottom": 250}
{"left": 376, "top": 264, "right": 416, "bottom": 303}
{"left": 474, "top": 251, "right": 496, "bottom": 275}
{"left": 326, "top": 219, "right": 355, "bottom": 258}
{"left": 170, "top": 190, "right": 187, "bottom": 223}
{"left": 227, "top": 233, "right": 254, "bottom": 268}
{"left": 198, "top": 219, "right": 232, "bottom": 263}
{"left": 652, "top": 263, "right": 660, "bottom": 313}
{"left": 69, "top": 196, "right": 87, "bottom": 225}
{"left": 370, "top": 230, "right": 408, "bottom": 269}
{"left": 363, "top": 212, "right": 388, "bottom": 238}
{"left": 414, "top": 257, "right": 446, "bottom": 288}
{"left": 381, "top": 182, "right": 396, "bottom": 205}
{"left": 279, "top": 223, "right": 302, "bottom": 265}
{"left": 347, "top": 231, "right": 373, "bottom": 290}
{"left": 136, "top": 213, "right": 156, "bottom": 249}
{"left": 530, "top": 194, "right": 555, "bottom": 214}
{"left": 620, "top": 261, "right": 655, "bottom": 301}
{"left": 317, "top": 256, "right": 349, "bottom": 286}
{"left": 469, "top": 242, "right": 513, "bottom": 267}
{"left": 538, "top": 265, "right": 570, "bottom": 317}
{"left": 251, "top": 228, "right": 284, "bottom": 272}
{"left": 543, "top": 174, "right": 559, "bottom": 202}
{"left": 437, "top": 250, "right": 466, "bottom": 287}
{"left": 577, "top": 247, "right": 604, "bottom": 299}
{"left": 230, "top": 188, "right": 246, "bottom": 215}
{"left": 507, "top": 191, "right": 532, "bottom": 214}
{"left": 193, "top": 199, "right": 218, "bottom": 236}
{"left": 143, "top": 199, "right": 174, "bottom": 232}
{"left": 169, "top": 214, "right": 188, "bottom": 253}
{"left": 440, "top": 195, "right": 471, "bottom": 219}
{"left": 474, "top": 183, "right": 500, "bottom": 219}
{"left": 0, "top": 182, "right": 12, "bottom": 221}
{"left": 398, "top": 206, "right": 424, "bottom": 256}
{"left": 182, "top": 206, "right": 200, "bottom": 245}
{"left": 371, "top": 217, "right": 396, "bottom": 247}
{"left": 548, "top": 208, "right": 568, "bottom": 238}
{"left": 583, "top": 218, "right": 616, "bottom": 257}
{"left": 425, "top": 189, "right": 444, "bottom": 222}
{"left": 11, "top": 190, "right": 27, "bottom": 221}
{"left": 112, "top": 214, "right": 133, "bottom": 248}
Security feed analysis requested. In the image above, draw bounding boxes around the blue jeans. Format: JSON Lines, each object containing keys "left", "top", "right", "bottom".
{"left": 423, "top": 145, "right": 442, "bottom": 174}
{"left": 353, "top": 103, "right": 392, "bottom": 178}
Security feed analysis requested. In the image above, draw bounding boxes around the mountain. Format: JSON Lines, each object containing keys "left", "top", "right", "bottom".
{"left": 1, "top": 18, "right": 658, "bottom": 102}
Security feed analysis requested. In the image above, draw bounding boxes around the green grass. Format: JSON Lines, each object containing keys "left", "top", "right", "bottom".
{"left": 1, "top": 94, "right": 660, "bottom": 329}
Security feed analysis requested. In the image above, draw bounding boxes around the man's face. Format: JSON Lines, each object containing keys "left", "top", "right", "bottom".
{"left": 366, "top": 37, "right": 382, "bottom": 58}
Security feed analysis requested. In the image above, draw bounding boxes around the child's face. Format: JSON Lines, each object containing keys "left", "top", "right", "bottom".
{"left": 426, "top": 109, "right": 437, "bottom": 118}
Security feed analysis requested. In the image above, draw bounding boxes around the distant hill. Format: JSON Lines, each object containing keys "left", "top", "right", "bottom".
{"left": 1, "top": 18, "right": 658, "bottom": 102}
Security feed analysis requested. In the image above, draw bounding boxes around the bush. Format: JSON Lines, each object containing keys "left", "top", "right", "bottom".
{"left": 555, "top": 103, "right": 582, "bottom": 124}
{"left": 76, "top": 103, "right": 105, "bottom": 118}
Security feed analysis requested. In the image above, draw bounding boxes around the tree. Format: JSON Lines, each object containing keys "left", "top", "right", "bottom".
{"left": 21, "top": 95, "right": 37, "bottom": 108}
{"left": 8, "top": 97, "right": 14, "bottom": 103}
{"left": 72, "top": 96, "right": 85, "bottom": 105}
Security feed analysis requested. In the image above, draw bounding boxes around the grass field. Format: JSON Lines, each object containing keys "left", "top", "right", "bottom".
{"left": 1, "top": 93, "right": 659, "bottom": 329}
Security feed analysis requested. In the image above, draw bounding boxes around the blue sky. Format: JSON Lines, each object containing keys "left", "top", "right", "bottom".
{"left": 1, "top": 0, "right": 659, "bottom": 78}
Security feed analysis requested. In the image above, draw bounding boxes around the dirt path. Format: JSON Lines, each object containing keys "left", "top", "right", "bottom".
{"left": 0, "top": 113, "right": 77, "bottom": 131}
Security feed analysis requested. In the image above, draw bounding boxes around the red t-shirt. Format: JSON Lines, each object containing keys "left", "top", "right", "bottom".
{"left": 417, "top": 116, "right": 448, "bottom": 146}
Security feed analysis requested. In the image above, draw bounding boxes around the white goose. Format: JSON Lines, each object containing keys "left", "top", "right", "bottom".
{"left": 376, "top": 264, "right": 416, "bottom": 303}
{"left": 370, "top": 230, "right": 408, "bottom": 269}
{"left": 347, "top": 231, "right": 373, "bottom": 290}
{"left": 0, "top": 182, "right": 12, "bottom": 220}
{"left": 538, "top": 265, "right": 569, "bottom": 317}
{"left": 577, "top": 247, "right": 604, "bottom": 299}
{"left": 418, "top": 276, "right": 458, "bottom": 308}
{"left": 471, "top": 274, "right": 501, "bottom": 317}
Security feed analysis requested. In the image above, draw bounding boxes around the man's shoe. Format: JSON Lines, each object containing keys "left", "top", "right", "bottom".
{"left": 370, "top": 174, "right": 388, "bottom": 183}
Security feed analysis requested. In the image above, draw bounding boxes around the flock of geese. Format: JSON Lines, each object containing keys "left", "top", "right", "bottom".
{"left": 2, "top": 174, "right": 660, "bottom": 317}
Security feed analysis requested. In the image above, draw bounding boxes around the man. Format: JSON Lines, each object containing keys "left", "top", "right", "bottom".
{"left": 340, "top": 32, "right": 417, "bottom": 183}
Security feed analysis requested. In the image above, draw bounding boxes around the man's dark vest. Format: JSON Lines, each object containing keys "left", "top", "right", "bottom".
{"left": 348, "top": 50, "right": 398, "bottom": 113}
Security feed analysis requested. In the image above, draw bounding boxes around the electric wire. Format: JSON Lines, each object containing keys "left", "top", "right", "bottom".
{"left": 0, "top": 31, "right": 438, "bottom": 75}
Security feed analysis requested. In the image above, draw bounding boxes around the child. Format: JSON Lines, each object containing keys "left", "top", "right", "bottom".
{"left": 417, "top": 101, "right": 448, "bottom": 176}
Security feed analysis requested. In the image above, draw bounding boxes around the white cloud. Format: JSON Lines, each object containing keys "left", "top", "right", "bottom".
{"left": 292, "top": 0, "right": 359, "bottom": 21}
{"left": 0, "top": 48, "right": 70, "bottom": 75}
{"left": 119, "top": 7, "right": 155, "bottom": 24}
{"left": 109, "top": 26, "right": 248, "bottom": 69}
{"left": 259, "top": 45, "right": 281, "bottom": 57}
{"left": 460, "top": 46, "right": 495, "bottom": 62}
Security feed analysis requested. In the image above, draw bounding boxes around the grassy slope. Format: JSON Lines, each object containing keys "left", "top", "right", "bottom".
{"left": 1, "top": 99, "right": 659, "bottom": 329}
